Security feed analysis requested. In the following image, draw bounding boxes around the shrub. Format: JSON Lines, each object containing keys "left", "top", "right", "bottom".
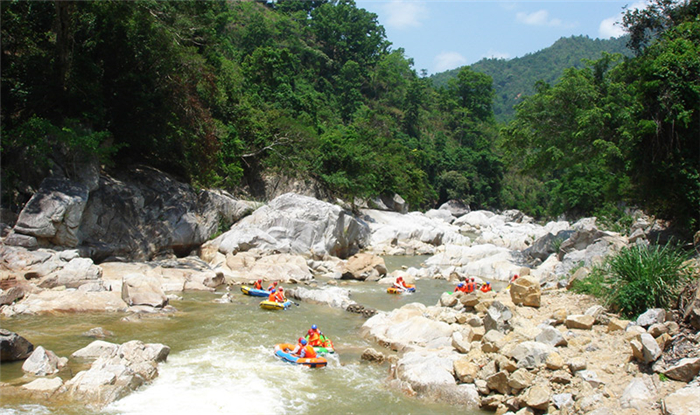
{"left": 578, "top": 242, "right": 692, "bottom": 318}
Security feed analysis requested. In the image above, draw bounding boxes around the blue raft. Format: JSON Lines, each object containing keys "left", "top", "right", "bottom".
{"left": 240, "top": 285, "right": 271, "bottom": 297}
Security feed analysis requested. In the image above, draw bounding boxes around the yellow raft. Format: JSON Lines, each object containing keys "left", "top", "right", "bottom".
{"left": 259, "top": 299, "right": 293, "bottom": 310}
{"left": 387, "top": 284, "right": 415, "bottom": 294}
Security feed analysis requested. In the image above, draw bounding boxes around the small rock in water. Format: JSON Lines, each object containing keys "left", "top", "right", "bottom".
{"left": 82, "top": 327, "right": 113, "bottom": 339}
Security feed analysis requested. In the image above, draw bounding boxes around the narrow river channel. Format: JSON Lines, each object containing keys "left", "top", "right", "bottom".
{"left": 1, "top": 257, "right": 492, "bottom": 415}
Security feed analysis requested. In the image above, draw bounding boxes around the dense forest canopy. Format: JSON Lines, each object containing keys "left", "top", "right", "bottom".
{"left": 431, "top": 35, "right": 633, "bottom": 122}
{"left": 1, "top": 0, "right": 698, "bottom": 237}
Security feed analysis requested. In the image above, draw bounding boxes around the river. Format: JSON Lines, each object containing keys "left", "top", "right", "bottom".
{"left": 1, "top": 257, "right": 492, "bottom": 415}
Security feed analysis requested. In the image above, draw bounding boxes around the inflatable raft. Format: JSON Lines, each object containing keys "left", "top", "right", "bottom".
{"left": 241, "top": 285, "right": 271, "bottom": 297}
{"left": 274, "top": 344, "right": 327, "bottom": 368}
{"left": 259, "top": 299, "right": 293, "bottom": 310}
{"left": 305, "top": 336, "right": 335, "bottom": 355}
{"left": 387, "top": 284, "right": 415, "bottom": 294}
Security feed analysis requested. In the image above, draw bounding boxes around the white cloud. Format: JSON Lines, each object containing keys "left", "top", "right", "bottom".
{"left": 599, "top": 0, "right": 649, "bottom": 38}
{"left": 382, "top": 0, "right": 428, "bottom": 29}
{"left": 599, "top": 17, "right": 626, "bottom": 38}
{"left": 516, "top": 9, "right": 570, "bottom": 27}
{"left": 433, "top": 52, "right": 468, "bottom": 73}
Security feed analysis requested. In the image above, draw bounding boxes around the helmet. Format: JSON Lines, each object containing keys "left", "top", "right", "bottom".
{"left": 270, "top": 289, "right": 276, "bottom": 293}
{"left": 300, "top": 339, "right": 307, "bottom": 345}
{"left": 273, "top": 281, "right": 278, "bottom": 285}
{"left": 311, "top": 324, "right": 317, "bottom": 330}
{"left": 257, "top": 279, "right": 262, "bottom": 282}
{"left": 458, "top": 282, "right": 464, "bottom": 287}
{"left": 279, "top": 287, "right": 284, "bottom": 291}
{"left": 298, "top": 337, "right": 304, "bottom": 343}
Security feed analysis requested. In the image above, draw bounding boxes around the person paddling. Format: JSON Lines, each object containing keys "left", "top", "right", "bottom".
{"left": 253, "top": 279, "right": 263, "bottom": 290}
{"left": 393, "top": 276, "right": 410, "bottom": 292}
{"left": 266, "top": 281, "right": 279, "bottom": 292}
{"left": 455, "top": 282, "right": 468, "bottom": 293}
{"left": 296, "top": 338, "right": 317, "bottom": 359}
{"left": 273, "top": 287, "right": 286, "bottom": 303}
{"left": 306, "top": 324, "right": 322, "bottom": 346}
{"left": 268, "top": 288, "right": 278, "bottom": 302}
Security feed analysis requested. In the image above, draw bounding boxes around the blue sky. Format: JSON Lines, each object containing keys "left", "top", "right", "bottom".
{"left": 355, "top": 0, "right": 649, "bottom": 74}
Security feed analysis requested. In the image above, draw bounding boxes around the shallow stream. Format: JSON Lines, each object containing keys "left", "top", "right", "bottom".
{"left": 1, "top": 257, "right": 492, "bottom": 415}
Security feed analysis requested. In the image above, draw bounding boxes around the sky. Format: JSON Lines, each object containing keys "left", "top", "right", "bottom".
{"left": 355, "top": 0, "right": 649, "bottom": 74}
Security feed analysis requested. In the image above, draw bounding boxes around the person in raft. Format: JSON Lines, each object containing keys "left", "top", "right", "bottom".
{"left": 253, "top": 279, "right": 263, "bottom": 290}
{"left": 392, "top": 276, "right": 410, "bottom": 291}
{"left": 455, "top": 282, "right": 468, "bottom": 293}
{"left": 266, "top": 281, "right": 279, "bottom": 292}
{"left": 272, "top": 287, "right": 286, "bottom": 303}
{"left": 306, "top": 324, "right": 322, "bottom": 346}
{"left": 295, "top": 338, "right": 317, "bottom": 359}
{"left": 291, "top": 337, "right": 305, "bottom": 355}
{"left": 480, "top": 282, "right": 492, "bottom": 293}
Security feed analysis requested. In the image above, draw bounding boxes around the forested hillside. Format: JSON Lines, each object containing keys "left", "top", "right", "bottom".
{"left": 431, "top": 35, "right": 632, "bottom": 121}
{"left": 1, "top": 0, "right": 698, "bottom": 237}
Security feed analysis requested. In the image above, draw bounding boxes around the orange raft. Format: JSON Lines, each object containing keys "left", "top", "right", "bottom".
{"left": 273, "top": 343, "right": 327, "bottom": 368}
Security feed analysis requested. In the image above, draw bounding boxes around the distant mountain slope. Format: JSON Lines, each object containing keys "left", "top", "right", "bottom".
{"left": 430, "top": 35, "right": 632, "bottom": 122}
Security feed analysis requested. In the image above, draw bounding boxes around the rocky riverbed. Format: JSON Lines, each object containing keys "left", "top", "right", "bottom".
{"left": 1, "top": 168, "right": 699, "bottom": 413}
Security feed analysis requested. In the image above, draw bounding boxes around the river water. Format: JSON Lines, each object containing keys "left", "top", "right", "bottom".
{"left": 1, "top": 257, "right": 491, "bottom": 415}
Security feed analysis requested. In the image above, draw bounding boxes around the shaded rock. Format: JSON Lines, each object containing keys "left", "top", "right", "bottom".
{"left": 662, "top": 385, "right": 700, "bottom": 415}
{"left": 22, "top": 346, "right": 68, "bottom": 376}
{"left": 663, "top": 357, "right": 700, "bottom": 382}
{"left": 11, "top": 178, "right": 89, "bottom": 248}
{"left": 439, "top": 200, "right": 470, "bottom": 218}
{"left": 440, "top": 292, "right": 459, "bottom": 307}
{"left": 636, "top": 308, "right": 666, "bottom": 328}
{"left": 484, "top": 301, "right": 513, "bottom": 334}
{"left": 0, "top": 285, "right": 28, "bottom": 306}
{"left": 509, "top": 341, "right": 555, "bottom": 369}
{"left": 360, "top": 348, "right": 385, "bottom": 363}
{"left": 631, "top": 333, "right": 662, "bottom": 364}
{"left": 567, "top": 357, "right": 587, "bottom": 373}
{"left": 551, "top": 370, "right": 572, "bottom": 384}
{"left": 0, "top": 329, "right": 34, "bottom": 362}
{"left": 482, "top": 330, "right": 506, "bottom": 353}
{"left": 509, "top": 276, "right": 541, "bottom": 308}
{"left": 486, "top": 370, "right": 510, "bottom": 395}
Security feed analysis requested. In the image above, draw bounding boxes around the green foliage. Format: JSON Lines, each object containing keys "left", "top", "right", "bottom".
{"left": 573, "top": 243, "right": 692, "bottom": 318}
{"left": 432, "top": 35, "right": 632, "bottom": 122}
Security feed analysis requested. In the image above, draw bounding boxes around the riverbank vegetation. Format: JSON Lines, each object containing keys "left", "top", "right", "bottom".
{"left": 1, "top": 0, "right": 698, "bottom": 236}
{"left": 572, "top": 242, "right": 693, "bottom": 318}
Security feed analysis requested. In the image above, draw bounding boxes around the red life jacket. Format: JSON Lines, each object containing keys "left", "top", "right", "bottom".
{"left": 481, "top": 284, "right": 491, "bottom": 293}
{"left": 307, "top": 332, "right": 321, "bottom": 346}
{"left": 465, "top": 282, "right": 475, "bottom": 293}
{"left": 274, "top": 291, "right": 285, "bottom": 302}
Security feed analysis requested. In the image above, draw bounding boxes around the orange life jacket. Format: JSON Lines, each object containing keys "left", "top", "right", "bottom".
{"left": 465, "top": 282, "right": 475, "bottom": 293}
{"left": 267, "top": 283, "right": 277, "bottom": 292}
{"left": 307, "top": 332, "right": 321, "bottom": 346}
{"left": 481, "top": 284, "right": 491, "bottom": 293}
{"left": 253, "top": 281, "right": 263, "bottom": 290}
{"left": 455, "top": 285, "right": 467, "bottom": 293}
{"left": 300, "top": 344, "right": 317, "bottom": 358}
{"left": 268, "top": 292, "right": 277, "bottom": 302}
{"left": 273, "top": 291, "right": 285, "bottom": 302}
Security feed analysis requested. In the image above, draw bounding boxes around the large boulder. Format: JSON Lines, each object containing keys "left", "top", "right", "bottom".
{"left": 121, "top": 274, "right": 167, "bottom": 308}
{"left": 38, "top": 257, "right": 103, "bottom": 289}
{"left": 79, "top": 166, "right": 252, "bottom": 261}
{"left": 286, "top": 287, "right": 356, "bottom": 310}
{"left": 361, "top": 304, "right": 455, "bottom": 351}
{"left": 207, "top": 193, "right": 369, "bottom": 259}
{"left": 393, "top": 349, "right": 479, "bottom": 405}
{"left": 0, "top": 329, "right": 34, "bottom": 362}
{"left": 483, "top": 301, "right": 513, "bottom": 333}
{"left": 509, "top": 341, "right": 555, "bottom": 369}
{"left": 10, "top": 178, "right": 90, "bottom": 248}
{"left": 63, "top": 340, "right": 169, "bottom": 407}
{"left": 510, "top": 275, "right": 541, "bottom": 307}
{"left": 340, "top": 253, "right": 387, "bottom": 281}
{"left": 21, "top": 346, "right": 68, "bottom": 376}
{"left": 218, "top": 252, "right": 313, "bottom": 284}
